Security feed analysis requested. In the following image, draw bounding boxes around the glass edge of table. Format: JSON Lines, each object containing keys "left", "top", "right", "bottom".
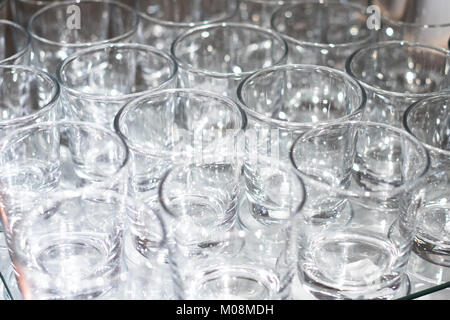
{"left": 0, "top": 257, "right": 448, "bottom": 301}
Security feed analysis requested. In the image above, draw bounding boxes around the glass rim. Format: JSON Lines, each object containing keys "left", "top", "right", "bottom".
{"left": 271, "top": 1, "right": 375, "bottom": 49}
{"left": 237, "top": 63, "right": 366, "bottom": 130}
{"left": 7, "top": 187, "right": 168, "bottom": 250}
{"left": 57, "top": 43, "right": 178, "bottom": 101}
{"left": 27, "top": 0, "right": 139, "bottom": 48}
{"left": 138, "top": 0, "right": 239, "bottom": 28}
{"left": 0, "top": 19, "right": 31, "bottom": 65}
{"left": 290, "top": 120, "right": 431, "bottom": 200}
{"left": 345, "top": 40, "right": 450, "bottom": 98}
{"left": 403, "top": 93, "right": 450, "bottom": 157}
{"left": 0, "top": 65, "right": 60, "bottom": 128}
{"left": 160, "top": 159, "right": 307, "bottom": 221}
{"left": 170, "top": 22, "right": 288, "bottom": 79}
{"left": 381, "top": 14, "right": 450, "bottom": 29}
{"left": 0, "top": 120, "right": 130, "bottom": 177}
{"left": 13, "top": 0, "right": 56, "bottom": 4}
{"left": 114, "top": 88, "right": 247, "bottom": 157}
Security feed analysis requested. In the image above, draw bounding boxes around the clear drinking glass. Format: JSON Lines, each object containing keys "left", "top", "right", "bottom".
{"left": 171, "top": 22, "right": 288, "bottom": 98}
{"left": 271, "top": 1, "right": 375, "bottom": 69}
{"left": 57, "top": 43, "right": 177, "bottom": 128}
{"left": 169, "top": 228, "right": 298, "bottom": 300}
{"left": 159, "top": 162, "right": 242, "bottom": 257}
{"left": 346, "top": 41, "right": 450, "bottom": 127}
{"left": 0, "top": 65, "right": 59, "bottom": 135}
{"left": 28, "top": 0, "right": 139, "bottom": 74}
{"left": 403, "top": 94, "right": 450, "bottom": 269}
{"left": 114, "top": 88, "right": 246, "bottom": 205}
{"left": 237, "top": 64, "right": 365, "bottom": 224}
{"left": 0, "top": 189, "right": 136, "bottom": 299}
{"left": 11, "top": 0, "right": 55, "bottom": 26}
{"left": 0, "top": 121, "right": 128, "bottom": 193}
{"left": 374, "top": 0, "right": 450, "bottom": 49}
{"left": 290, "top": 121, "right": 430, "bottom": 300}
{"left": 136, "top": 0, "right": 238, "bottom": 50}
{"left": 0, "top": 20, "right": 31, "bottom": 65}
{"left": 238, "top": 157, "right": 307, "bottom": 229}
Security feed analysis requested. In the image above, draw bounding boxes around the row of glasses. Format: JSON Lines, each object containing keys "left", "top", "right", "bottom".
{"left": 16, "top": 0, "right": 450, "bottom": 77}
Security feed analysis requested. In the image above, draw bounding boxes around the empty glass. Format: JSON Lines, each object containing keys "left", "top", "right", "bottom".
{"left": 171, "top": 22, "right": 288, "bottom": 98}
{"left": 403, "top": 94, "right": 450, "bottom": 269}
{"left": 159, "top": 162, "right": 242, "bottom": 259}
{"left": 290, "top": 121, "right": 430, "bottom": 300}
{"left": 0, "top": 65, "right": 59, "bottom": 135}
{"left": 57, "top": 43, "right": 177, "bottom": 128}
{"left": 0, "top": 20, "right": 31, "bottom": 65}
{"left": 271, "top": 1, "right": 375, "bottom": 69}
{"left": 0, "top": 121, "right": 128, "bottom": 193}
{"left": 374, "top": 0, "right": 450, "bottom": 49}
{"left": 0, "top": 189, "right": 130, "bottom": 299}
{"left": 136, "top": 0, "right": 238, "bottom": 50}
{"left": 346, "top": 41, "right": 450, "bottom": 126}
{"left": 238, "top": 64, "right": 365, "bottom": 224}
{"left": 169, "top": 228, "right": 297, "bottom": 300}
{"left": 28, "top": 0, "right": 139, "bottom": 74}
{"left": 114, "top": 89, "right": 246, "bottom": 206}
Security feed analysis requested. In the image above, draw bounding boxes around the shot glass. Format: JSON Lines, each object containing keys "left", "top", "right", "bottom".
{"left": 403, "top": 94, "right": 450, "bottom": 269}
{"left": 236, "top": 158, "right": 306, "bottom": 279}
{"left": 0, "top": 20, "right": 31, "bottom": 65}
{"left": 136, "top": 0, "right": 238, "bottom": 50}
{"left": 346, "top": 41, "right": 450, "bottom": 127}
{"left": 159, "top": 162, "right": 242, "bottom": 252}
{"left": 0, "top": 189, "right": 143, "bottom": 300}
{"left": 28, "top": 0, "right": 139, "bottom": 74}
{"left": 171, "top": 22, "right": 288, "bottom": 98}
{"left": 271, "top": 1, "right": 375, "bottom": 69}
{"left": 169, "top": 228, "right": 298, "bottom": 300}
{"left": 290, "top": 121, "right": 430, "bottom": 300}
{"left": 57, "top": 43, "right": 177, "bottom": 128}
{"left": 374, "top": 0, "right": 450, "bottom": 49}
{"left": 114, "top": 89, "right": 246, "bottom": 205}
{"left": 0, "top": 121, "right": 128, "bottom": 193}
{"left": 237, "top": 64, "right": 365, "bottom": 223}
{"left": 0, "top": 65, "right": 59, "bottom": 135}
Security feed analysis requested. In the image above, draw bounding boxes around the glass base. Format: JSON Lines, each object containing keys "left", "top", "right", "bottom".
{"left": 413, "top": 238, "right": 450, "bottom": 267}
{"left": 408, "top": 252, "right": 450, "bottom": 284}
{"left": 301, "top": 274, "right": 411, "bottom": 300}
